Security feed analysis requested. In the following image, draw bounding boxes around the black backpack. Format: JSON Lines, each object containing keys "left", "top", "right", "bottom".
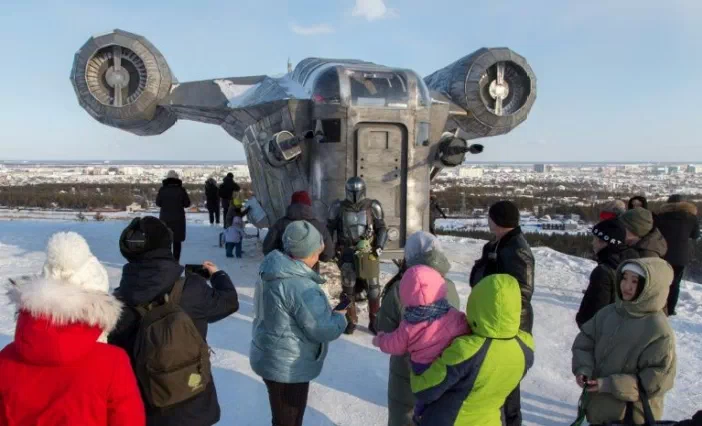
{"left": 132, "top": 278, "right": 212, "bottom": 408}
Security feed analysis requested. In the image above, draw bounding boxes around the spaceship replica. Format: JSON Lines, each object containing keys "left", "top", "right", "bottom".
{"left": 70, "top": 29, "right": 536, "bottom": 254}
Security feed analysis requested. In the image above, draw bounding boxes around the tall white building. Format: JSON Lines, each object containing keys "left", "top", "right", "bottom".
{"left": 458, "top": 167, "right": 484, "bottom": 178}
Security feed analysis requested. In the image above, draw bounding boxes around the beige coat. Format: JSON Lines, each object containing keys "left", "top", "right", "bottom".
{"left": 572, "top": 257, "right": 676, "bottom": 425}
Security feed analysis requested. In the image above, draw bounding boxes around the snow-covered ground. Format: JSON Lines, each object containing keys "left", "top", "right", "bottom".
{"left": 0, "top": 219, "right": 699, "bottom": 425}
{"left": 0, "top": 208, "right": 214, "bottom": 224}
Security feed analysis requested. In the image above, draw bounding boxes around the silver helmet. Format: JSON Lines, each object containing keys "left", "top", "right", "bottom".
{"left": 345, "top": 177, "right": 366, "bottom": 204}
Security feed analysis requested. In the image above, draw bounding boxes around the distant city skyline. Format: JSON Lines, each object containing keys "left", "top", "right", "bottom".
{"left": 2, "top": 160, "right": 700, "bottom": 166}
{"left": 1, "top": 0, "right": 700, "bottom": 162}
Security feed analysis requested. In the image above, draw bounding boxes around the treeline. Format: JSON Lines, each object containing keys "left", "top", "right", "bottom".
{"left": 437, "top": 229, "right": 702, "bottom": 284}
{"left": 436, "top": 229, "right": 594, "bottom": 259}
{"left": 0, "top": 182, "right": 251, "bottom": 210}
{"left": 433, "top": 185, "right": 702, "bottom": 223}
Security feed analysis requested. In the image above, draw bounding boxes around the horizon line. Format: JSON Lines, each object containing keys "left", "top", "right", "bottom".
{"left": 1, "top": 160, "right": 700, "bottom": 165}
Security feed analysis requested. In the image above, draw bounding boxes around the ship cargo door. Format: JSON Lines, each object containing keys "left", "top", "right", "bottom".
{"left": 355, "top": 123, "right": 406, "bottom": 250}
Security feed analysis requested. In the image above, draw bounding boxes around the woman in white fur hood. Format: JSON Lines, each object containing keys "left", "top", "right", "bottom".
{"left": 0, "top": 232, "right": 145, "bottom": 426}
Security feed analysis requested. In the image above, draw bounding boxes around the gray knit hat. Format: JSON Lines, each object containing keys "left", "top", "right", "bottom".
{"left": 619, "top": 207, "right": 654, "bottom": 238}
{"left": 404, "top": 231, "right": 441, "bottom": 265}
{"left": 283, "top": 220, "right": 323, "bottom": 259}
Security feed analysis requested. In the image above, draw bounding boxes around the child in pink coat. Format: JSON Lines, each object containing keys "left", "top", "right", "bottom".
{"left": 372, "top": 264, "right": 470, "bottom": 420}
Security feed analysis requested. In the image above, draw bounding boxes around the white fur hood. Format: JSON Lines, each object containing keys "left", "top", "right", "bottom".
{"left": 8, "top": 275, "right": 122, "bottom": 334}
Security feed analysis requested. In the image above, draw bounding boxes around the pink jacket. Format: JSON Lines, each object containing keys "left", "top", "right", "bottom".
{"left": 373, "top": 265, "right": 469, "bottom": 365}
{"left": 373, "top": 309, "right": 469, "bottom": 365}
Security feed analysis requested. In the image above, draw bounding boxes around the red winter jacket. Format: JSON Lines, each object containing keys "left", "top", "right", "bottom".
{"left": 0, "top": 311, "right": 145, "bottom": 426}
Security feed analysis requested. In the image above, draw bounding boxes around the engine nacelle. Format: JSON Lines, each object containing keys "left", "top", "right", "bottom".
{"left": 425, "top": 47, "right": 537, "bottom": 140}
{"left": 70, "top": 29, "right": 177, "bottom": 136}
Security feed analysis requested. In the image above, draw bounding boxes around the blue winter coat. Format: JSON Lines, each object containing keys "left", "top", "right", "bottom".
{"left": 250, "top": 250, "right": 347, "bottom": 383}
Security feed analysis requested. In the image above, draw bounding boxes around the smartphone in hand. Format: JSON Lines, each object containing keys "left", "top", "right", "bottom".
{"left": 334, "top": 293, "right": 352, "bottom": 311}
{"left": 184, "top": 264, "right": 211, "bottom": 279}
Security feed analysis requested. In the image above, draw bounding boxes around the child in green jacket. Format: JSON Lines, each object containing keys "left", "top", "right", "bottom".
{"left": 410, "top": 274, "right": 535, "bottom": 426}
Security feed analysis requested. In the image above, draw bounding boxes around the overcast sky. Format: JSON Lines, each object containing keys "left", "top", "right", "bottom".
{"left": 1, "top": 0, "right": 700, "bottom": 162}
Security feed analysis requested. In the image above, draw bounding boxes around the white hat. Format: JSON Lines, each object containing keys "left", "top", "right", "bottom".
{"left": 8, "top": 232, "right": 121, "bottom": 336}
{"left": 621, "top": 262, "right": 646, "bottom": 278}
{"left": 166, "top": 170, "right": 179, "bottom": 179}
{"left": 42, "top": 232, "right": 109, "bottom": 293}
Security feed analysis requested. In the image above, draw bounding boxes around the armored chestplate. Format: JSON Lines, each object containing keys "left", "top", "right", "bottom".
{"left": 342, "top": 208, "right": 373, "bottom": 244}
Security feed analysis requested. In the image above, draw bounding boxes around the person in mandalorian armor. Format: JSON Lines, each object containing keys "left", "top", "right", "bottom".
{"left": 328, "top": 177, "right": 388, "bottom": 335}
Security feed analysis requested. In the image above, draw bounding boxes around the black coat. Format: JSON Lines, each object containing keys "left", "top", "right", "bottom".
{"left": 109, "top": 250, "right": 239, "bottom": 426}
{"left": 469, "top": 227, "right": 535, "bottom": 333}
{"left": 204, "top": 180, "right": 219, "bottom": 209}
{"left": 262, "top": 203, "right": 334, "bottom": 262}
{"left": 218, "top": 176, "right": 240, "bottom": 201}
{"left": 654, "top": 202, "right": 700, "bottom": 267}
{"left": 674, "top": 410, "right": 701, "bottom": 426}
{"left": 575, "top": 245, "right": 639, "bottom": 328}
{"left": 156, "top": 178, "right": 191, "bottom": 242}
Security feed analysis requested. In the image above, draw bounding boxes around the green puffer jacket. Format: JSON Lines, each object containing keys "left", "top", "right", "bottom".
{"left": 376, "top": 249, "right": 460, "bottom": 426}
{"left": 572, "top": 258, "right": 677, "bottom": 425}
{"left": 411, "top": 274, "right": 535, "bottom": 426}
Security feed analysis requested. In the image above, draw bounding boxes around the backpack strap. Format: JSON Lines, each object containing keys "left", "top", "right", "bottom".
{"left": 135, "top": 305, "right": 149, "bottom": 317}
{"left": 636, "top": 375, "right": 657, "bottom": 426}
{"left": 169, "top": 277, "right": 186, "bottom": 305}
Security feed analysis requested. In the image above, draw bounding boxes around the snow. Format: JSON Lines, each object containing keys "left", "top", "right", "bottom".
{"left": 0, "top": 219, "right": 699, "bottom": 425}
{"left": 214, "top": 76, "right": 309, "bottom": 109}
{"left": 274, "top": 75, "right": 311, "bottom": 99}
{"left": 213, "top": 79, "right": 261, "bottom": 108}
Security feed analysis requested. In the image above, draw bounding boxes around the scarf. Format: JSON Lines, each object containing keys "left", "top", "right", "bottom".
{"left": 404, "top": 299, "right": 451, "bottom": 324}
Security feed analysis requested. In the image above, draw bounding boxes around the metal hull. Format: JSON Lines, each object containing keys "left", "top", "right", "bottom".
{"left": 70, "top": 30, "right": 537, "bottom": 254}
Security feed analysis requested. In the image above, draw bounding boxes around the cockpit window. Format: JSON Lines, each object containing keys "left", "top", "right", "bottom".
{"left": 348, "top": 71, "right": 409, "bottom": 108}
{"left": 311, "top": 67, "right": 341, "bottom": 104}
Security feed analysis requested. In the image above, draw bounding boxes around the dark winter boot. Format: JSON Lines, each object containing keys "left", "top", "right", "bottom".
{"left": 344, "top": 301, "right": 358, "bottom": 335}
{"left": 368, "top": 297, "right": 380, "bottom": 335}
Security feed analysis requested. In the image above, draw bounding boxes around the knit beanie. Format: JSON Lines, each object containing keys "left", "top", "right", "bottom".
{"left": 119, "top": 216, "right": 173, "bottom": 261}
{"left": 166, "top": 170, "right": 179, "bottom": 180}
{"left": 291, "top": 190, "right": 312, "bottom": 206}
{"left": 619, "top": 207, "right": 654, "bottom": 238}
{"left": 592, "top": 219, "right": 626, "bottom": 247}
{"left": 283, "top": 220, "right": 323, "bottom": 259}
{"left": 667, "top": 194, "right": 684, "bottom": 203}
{"left": 489, "top": 201, "right": 520, "bottom": 228}
{"left": 404, "top": 231, "right": 442, "bottom": 266}
{"left": 42, "top": 232, "right": 109, "bottom": 294}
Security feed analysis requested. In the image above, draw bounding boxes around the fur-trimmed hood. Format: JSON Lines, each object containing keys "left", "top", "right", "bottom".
{"left": 8, "top": 276, "right": 122, "bottom": 333}
{"left": 659, "top": 201, "right": 698, "bottom": 216}
{"left": 7, "top": 277, "right": 123, "bottom": 365}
